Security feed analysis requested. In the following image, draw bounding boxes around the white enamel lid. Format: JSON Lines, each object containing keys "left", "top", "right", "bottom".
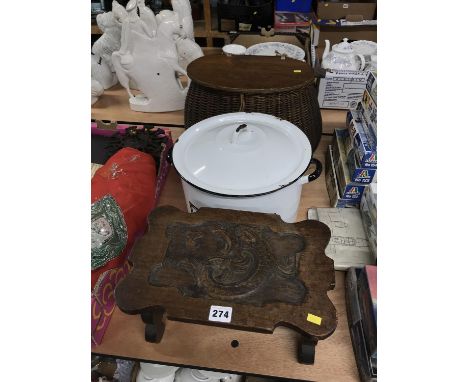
{"left": 172, "top": 112, "right": 312, "bottom": 196}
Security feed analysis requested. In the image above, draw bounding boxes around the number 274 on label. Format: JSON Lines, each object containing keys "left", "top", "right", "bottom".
{"left": 208, "top": 305, "right": 232, "bottom": 323}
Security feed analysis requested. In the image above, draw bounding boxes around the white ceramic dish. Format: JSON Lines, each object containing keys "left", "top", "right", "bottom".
{"left": 222, "top": 44, "right": 246, "bottom": 56}
{"left": 174, "top": 369, "right": 240, "bottom": 382}
{"left": 350, "top": 40, "right": 377, "bottom": 56}
{"left": 245, "top": 42, "right": 305, "bottom": 61}
{"left": 137, "top": 363, "right": 179, "bottom": 382}
{"left": 171, "top": 112, "right": 322, "bottom": 223}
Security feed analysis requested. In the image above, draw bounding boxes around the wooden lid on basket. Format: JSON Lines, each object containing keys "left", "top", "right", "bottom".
{"left": 187, "top": 55, "right": 315, "bottom": 94}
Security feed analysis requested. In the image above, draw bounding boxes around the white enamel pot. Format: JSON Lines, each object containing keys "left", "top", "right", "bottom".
{"left": 170, "top": 112, "right": 322, "bottom": 223}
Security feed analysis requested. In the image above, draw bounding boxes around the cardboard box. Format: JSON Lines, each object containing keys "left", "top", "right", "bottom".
{"left": 274, "top": 12, "right": 312, "bottom": 33}
{"left": 310, "top": 16, "right": 377, "bottom": 47}
{"left": 276, "top": 0, "right": 313, "bottom": 13}
{"left": 359, "top": 91, "right": 377, "bottom": 134}
{"left": 361, "top": 182, "right": 377, "bottom": 224}
{"left": 334, "top": 128, "right": 376, "bottom": 184}
{"left": 308, "top": 207, "right": 375, "bottom": 270}
{"left": 366, "top": 70, "right": 377, "bottom": 104}
{"left": 325, "top": 144, "right": 363, "bottom": 207}
{"left": 360, "top": 183, "right": 377, "bottom": 259}
{"left": 346, "top": 110, "right": 377, "bottom": 168}
{"left": 317, "top": 69, "right": 368, "bottom": 110}
{"left": 316, "top": 1, "right": 377, "bottom": 20}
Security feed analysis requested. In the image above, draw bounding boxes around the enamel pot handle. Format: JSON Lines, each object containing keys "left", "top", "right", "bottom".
{"left": 300, "top": 158, "right": 322, "bottom": 184}
{"left": 167, "top": 146, "right": 173, "bottom": 164}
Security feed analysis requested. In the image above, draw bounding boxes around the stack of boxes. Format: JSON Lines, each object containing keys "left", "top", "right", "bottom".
{"left": 325, "top": 71, "right": 377, "bottom": 208}
{"left": 311, "top": 1, "right": 377, "bottom": 47}
{"left": 360, "top": 181, "right": 377, "bottom": 258}
{"left": 325, "top": 70, "right": 378, "bottom": 260}
{"left": 274, "top": 0, "right": 314, "bottom": 33}
{"left": 311, "top": 0, "right": 377, "bottom": 110}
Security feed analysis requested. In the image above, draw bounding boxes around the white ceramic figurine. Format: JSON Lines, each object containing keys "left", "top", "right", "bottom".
{"left": 91, "top": 54, "right": 118, "bottom": 89}
{"left": 91, "top": 78, "right": 104, "bottom": 105}
{"left": 112, "top": 26, "right": 189, "bottom": 112}
{"left": 172, "top": 0, "right": 195, "bottom": 40}
{"left": 175, "top": 37, "right": 203, "bottom": 70}
{"left": 137, "top": 0, "right": 158, "bottom": 37}
{"left": 107, "top": 0, "right": 202, "bottom": 111}
{"left": 156, "top": 10, "right": 184, "bottom": 41}
{"left": 92, "top": 9, "right": 122, "bottom": 72}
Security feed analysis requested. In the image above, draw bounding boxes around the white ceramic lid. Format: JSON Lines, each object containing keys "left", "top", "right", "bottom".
{"left": 172, "top": 112, "right": 312, "bottom": 196}
{"left": 333, "top": 38, "right": 354, "bottom": 54}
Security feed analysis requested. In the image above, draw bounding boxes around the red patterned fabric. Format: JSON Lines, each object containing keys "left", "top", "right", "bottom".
{"left": 91, "top": 147, "right": 156, "bottom": 290}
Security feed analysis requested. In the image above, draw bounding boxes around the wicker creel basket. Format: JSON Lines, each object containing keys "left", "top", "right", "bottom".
{"left": 185, "top": 55, "right": 322, "bottom": 150}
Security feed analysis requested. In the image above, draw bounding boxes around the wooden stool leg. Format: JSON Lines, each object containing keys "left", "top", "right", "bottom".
{"left": 141, "top": 307, "right": 166, "bottom": 343}
{"left": 298, "top": 337, "right": 317, "bottom": 365}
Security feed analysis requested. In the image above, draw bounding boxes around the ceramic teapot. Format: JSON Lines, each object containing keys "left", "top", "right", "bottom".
{"left": 322, "top": 38, "right": 365, "bottom": 71}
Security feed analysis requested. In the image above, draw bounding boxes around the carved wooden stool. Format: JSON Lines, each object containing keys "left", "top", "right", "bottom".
{"left": 115, "top": 206, "right": 337, "bottom": 364}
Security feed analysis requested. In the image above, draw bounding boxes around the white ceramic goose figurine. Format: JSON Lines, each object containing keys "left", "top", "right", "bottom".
{"left": 91, "top": 54, "right": 118, "bottom": 89}
{"left": 91, "top": 78, "right": 104, "bottom": 105}
{"left": 92, "top": 9, "right": 122, "bottom": 73}
{"left": 137, "top": 0, "right": 158, "bottom": 38}
{"left": 112, "top": 28, "right": 188, "bottom": 112}
{"left": 171, "top": 0, "right": 194, "bottom": 41}
{"left": 112, "top": 1, "right": 188, "bottom": 112}
{"left": 175, "top": 36, "right": 203, "bottom": 70}
{"left": 156, "top": 10, "right": 184, "bottom": 41}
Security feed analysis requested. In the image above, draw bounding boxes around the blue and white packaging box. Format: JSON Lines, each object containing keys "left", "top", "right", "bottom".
{"left": 360, "top": 90, "right": 377, "bottom": 136}
{"left": 334, "top": 128, "right": 377, "bottom": 184}
{"left": 360, "top": 182, "right": 377, "bottom": 258}
{"left": 366, "top": 71, "right": 377, "bottom": 105}
{"left": 348, "top": 152, "right": 377, "bottom": 184}
{"left": 325, "top": 144, "right": 362, "bottom": 208}
{"left": 330, "top": 129, "right": 369, "bottom": 204}
{"left": 346, "top": 110, "right": 377, "bottom": 169}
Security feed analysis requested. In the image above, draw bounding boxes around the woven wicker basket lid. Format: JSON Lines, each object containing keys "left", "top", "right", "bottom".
{"left": 187, "top": 55, "right": 315, "bottom": 94}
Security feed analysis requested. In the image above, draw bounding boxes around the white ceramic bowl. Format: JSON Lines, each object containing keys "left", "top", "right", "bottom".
{"left": 222, "top": 44, "right": 247, "bottom": 56}
{"left": 138, "top": 363, "right": 179, "bottom": 380}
